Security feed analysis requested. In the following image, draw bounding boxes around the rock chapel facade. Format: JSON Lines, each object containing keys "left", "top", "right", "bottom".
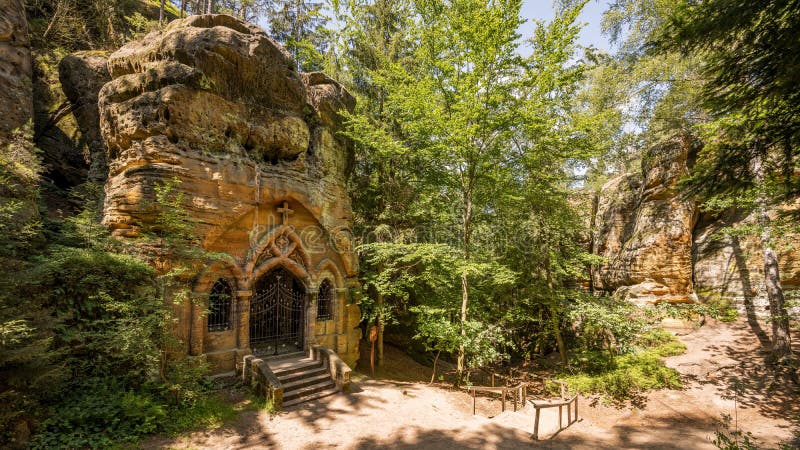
{"left": 97, "top": 15, "right": 361, "bottom": 372}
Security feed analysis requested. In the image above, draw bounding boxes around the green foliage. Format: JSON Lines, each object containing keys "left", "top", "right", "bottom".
{"left": 161, "top": 395, "right": 237, "bottom": 436}
{"left": 559, "top": 350, "right": 682, "bottom": 402}
{"left": 31, "top": 379, "right": 167, "bottom": 449}
{"left": 267, "top": 0, "right": 329, "bottom": 70}
{"left": 23, "top": 246, "right": 162, "bottom": 382}
{"left": 0, "top": 173, "right": 220, "bottom": 446}
{"left": 558, "top": 329, "right": 685, "bottom": 402}
{"left": 712, "top": 414, "right": 762, "bottom": 450}
{"left": 569, "top": 295, "right": 644, "bottom": 356}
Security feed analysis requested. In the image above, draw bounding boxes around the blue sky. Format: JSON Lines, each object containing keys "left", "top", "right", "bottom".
{"left": 519, "top": 0, "right": 612, "bottom": 53}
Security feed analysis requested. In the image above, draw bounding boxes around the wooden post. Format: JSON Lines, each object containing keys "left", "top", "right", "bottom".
{"left": 513, "top": 388, "right": 517, "bottom": 412}
{"left": 574, "top": 396, "right": 578, "bottom": 423}
{"left": 502, "top": 390, "right": 506, "bottom": 412}
{"left": 559, "top": 404, "right": 563, "bottom": 429}
{"left": 492, "top": 373, "right": 495, "bottom": 387}
{"left": 532, "top": 407, "right": 541, "bottom": 440}
{"left": 567, "top": 401, "right": 571, "bottom": 424}
{"left": 472, "top": 389, "right": 476, "bottom": 415}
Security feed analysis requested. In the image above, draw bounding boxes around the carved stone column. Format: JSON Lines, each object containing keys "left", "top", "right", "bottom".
{"left": 189, "top": 300, "right": 203, "bottom": 356}
{"left": 305, "top": 284, "right": 317, "bottom": 349}
{"left": 236, "top": 290, "right": 252, "bottom": 350}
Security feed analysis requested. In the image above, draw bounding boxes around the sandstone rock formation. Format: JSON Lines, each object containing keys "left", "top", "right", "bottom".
{"left": 592, "top": 135, "right": 699, "bottom": 305}
{"left": 98, "top": 15, "right": 361, "bottom": 370}
{"left": 59, "top": 51, "right": 111, "bottom": 181}
{"left": 0, "top": 0, "right": 31, "bottom": 142}
{"left": 694, "top": 207, "right": 800, "bottom": 315}
{"left": 0, "top": 0, "right": 39, "bottom": 250}
{"left": 592, "top": 134, "right": 799, "bottom": 315}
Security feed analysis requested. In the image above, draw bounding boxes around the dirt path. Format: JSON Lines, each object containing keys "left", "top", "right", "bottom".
{"left": 147, "top": 319, "right": 798, "bottom": 449}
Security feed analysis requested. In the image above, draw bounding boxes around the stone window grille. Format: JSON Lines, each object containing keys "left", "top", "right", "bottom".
{"left": 317, "top": 279, "right": 334, "bottom": 321}
{"left": 208, "top": 278, "right": 234, "bottom": 332}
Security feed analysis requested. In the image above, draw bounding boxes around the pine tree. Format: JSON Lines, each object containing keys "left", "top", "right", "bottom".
{"left": 267, "top": 0, "right": 328, "bottom": 70}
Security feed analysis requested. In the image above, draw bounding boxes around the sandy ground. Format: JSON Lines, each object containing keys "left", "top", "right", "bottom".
{"left": 146, "top": 319, "right": 799, "bottom": 449}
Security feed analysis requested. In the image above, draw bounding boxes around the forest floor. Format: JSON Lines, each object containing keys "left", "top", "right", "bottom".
{"left": 145, "top": 319, "right": 799, "bottom": 449}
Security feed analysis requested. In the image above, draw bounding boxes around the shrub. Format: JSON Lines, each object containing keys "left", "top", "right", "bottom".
{"left": 556, "top": 328, "right": 686, "bottom": 402}
{"left": 559, "top": 350, "right": 682, "bottom": 401}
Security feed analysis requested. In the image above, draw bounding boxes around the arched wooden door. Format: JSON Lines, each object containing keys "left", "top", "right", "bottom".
{"left": 250, "top": 267, "right": 306, "bottom": 355}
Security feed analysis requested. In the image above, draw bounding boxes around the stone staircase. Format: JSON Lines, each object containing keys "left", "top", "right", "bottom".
{"left": 267, "top": 353, "right": 339, "bottom": 407}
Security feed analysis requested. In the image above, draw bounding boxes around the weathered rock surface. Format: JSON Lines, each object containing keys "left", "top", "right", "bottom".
{"left": 0, "top": 0, "right": 32, "bottom": 142}
{"left": 592, "top": 135, "right": 699, "bottom": 305}
{"left": 99, "top": 15, "right": 360, "bottom": 370}
{"left": 0, "top": 0, "right": 39, "bottom": 244}
{"left": 592, "top": 135, "right": 799, "bottom": 313}
{"left": 59, "top": 51, "right": 111, "bottom": 181}
{"left": 693, "top": 207, "right": 800, "bottom": 315}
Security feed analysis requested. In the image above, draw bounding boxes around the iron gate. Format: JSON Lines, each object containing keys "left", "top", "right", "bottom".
{"left": 250, "top": 267, "right": 306, "bottom": 356}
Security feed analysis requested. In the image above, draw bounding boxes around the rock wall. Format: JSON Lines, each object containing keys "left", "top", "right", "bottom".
{"left": 0, "top": 0, "right": 39, "bottom": 249}
{"left": 98, "top": 15, "right": 361, "bottom": 369}
{"left": 592, "top": 135, "right": 799, "bottom": 314}
{"left": 592, "top": 134, "right": 698, "bottom": 305}
{"left": 58, "top": 51, "right": 111, "bottom": 181}
{"left": 0, "top": 0, "right": 31, "bottom": 142}
{"left": 693, "top": 207, "right": 800, "bottom": 315}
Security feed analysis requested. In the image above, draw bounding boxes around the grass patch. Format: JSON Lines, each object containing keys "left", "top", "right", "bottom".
{"left": 556, "top": 329, "right": 686, "bottom": 403}
{"left": 243, "top": 394, "right": 278, "bottom": 414}
{"left": 161, "top": 395, "right": 238, "bottom": 436}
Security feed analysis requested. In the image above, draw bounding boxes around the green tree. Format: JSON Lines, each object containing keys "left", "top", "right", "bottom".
{"left": 345, "top": 0, "right": 596, "bottom": 378}
{"left": 267, "top": 0, "right": 329, "bottom": 70}
{"left": 657, "top": 0, "right": 799, "bottom": 360}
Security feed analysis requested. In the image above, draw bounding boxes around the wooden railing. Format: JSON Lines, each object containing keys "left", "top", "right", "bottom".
{"left": 465, "top": 378, "right": 580, "bottom": 440}
{"left": 530, "top": 380, "right": 578, "bottom": 440}
{"left": 529, "top": 394, "right": 578, "bottom": 440}
{"left": 466, "top": 383, "right": 527, "bottom": 415}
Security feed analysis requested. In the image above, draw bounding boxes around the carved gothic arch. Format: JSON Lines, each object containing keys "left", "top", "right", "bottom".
{"left": 248, "top": 256, "right": 311, "bottom": 291}
{"left": 314, "top": 258, "right": 346, "bottom": 289}
{"left": 193, "top": 257, "right": 246, "bottom": 294}
{"left": 245, "top": 225, "right": 314, "bottom": 279}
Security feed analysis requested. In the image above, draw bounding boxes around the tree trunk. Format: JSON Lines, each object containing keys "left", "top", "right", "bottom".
{"left": 550, "top": 305, "right": 568, "bottom": 366}
{"left": 588, "top": 191, "right": 599, "bottom": 294}
{"left": 545, "top": 257, "right": 568, "bottom": 366}
{"left": 430, "top": 350, "right": 441, "bottom": 384}
{"left": 180, "top": 0, "right": 186, "bottom": 18}
{"left": 753, "top": 145, "right": 792, "bottom": 361}
{"left": 377, "top": 263, "right": 385, "bottom": 367}
{"left": 159, "top": 0, "right": 165, "bottom": 26}
{"left": 457, "top": 191, "right": 473, "bottom": 384}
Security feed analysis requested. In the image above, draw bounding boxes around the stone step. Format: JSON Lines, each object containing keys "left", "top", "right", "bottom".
{"left": 281, "top": 372, "right": 332, "bottom": 391}
{"left": 283, "top": 380, "right": 336, "bottom": 402}
{"left": 269, "top": 358, "right": 320, "bottom": 377}
{"left": 282, "top": 387, "right": 339, "bottom": 408}
{"left": 277, "top": 366, "right": 329, "bottom": 384}
{"left": 263, "top": 351, "right": 306, "bottom": 361}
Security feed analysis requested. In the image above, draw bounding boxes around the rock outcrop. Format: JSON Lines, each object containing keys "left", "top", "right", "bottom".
{"left": 694, "top": 207, "right": 800, "bottom": 315}
{"left": 0, "top": 0, "right": 31, "bottom": 142}
{"left": 59, "top": 51, "right": 111, "bottom": 181}
{"left": 592, "top": 134, "right": 799, "bottom": 314}
{"left": 592, "top": 135, "right": 699, "bottom": 305}
{"left": 98, "top": 15, "right": 361, "bottom": 370}
{"left": 0, "top": 0, "right": 39, "bottom": 256}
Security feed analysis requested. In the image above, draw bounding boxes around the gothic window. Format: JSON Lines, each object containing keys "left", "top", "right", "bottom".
{"left": 208, "top": 278, "right": 234, "bottom": 332}
{"left": 317, "top": 279, "right": 334, "bottom": 321}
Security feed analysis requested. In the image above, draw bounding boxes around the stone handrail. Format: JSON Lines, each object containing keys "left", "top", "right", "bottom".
{"left": 242, "top": 354, "right": 284, "bottom": 410}
{"left": 309, "top": 344, "right": 352, "bottom": 391}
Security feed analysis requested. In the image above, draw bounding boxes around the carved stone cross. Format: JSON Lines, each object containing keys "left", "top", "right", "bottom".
{"left": 277, "top": 201, "right": 294, "bottom": 225}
